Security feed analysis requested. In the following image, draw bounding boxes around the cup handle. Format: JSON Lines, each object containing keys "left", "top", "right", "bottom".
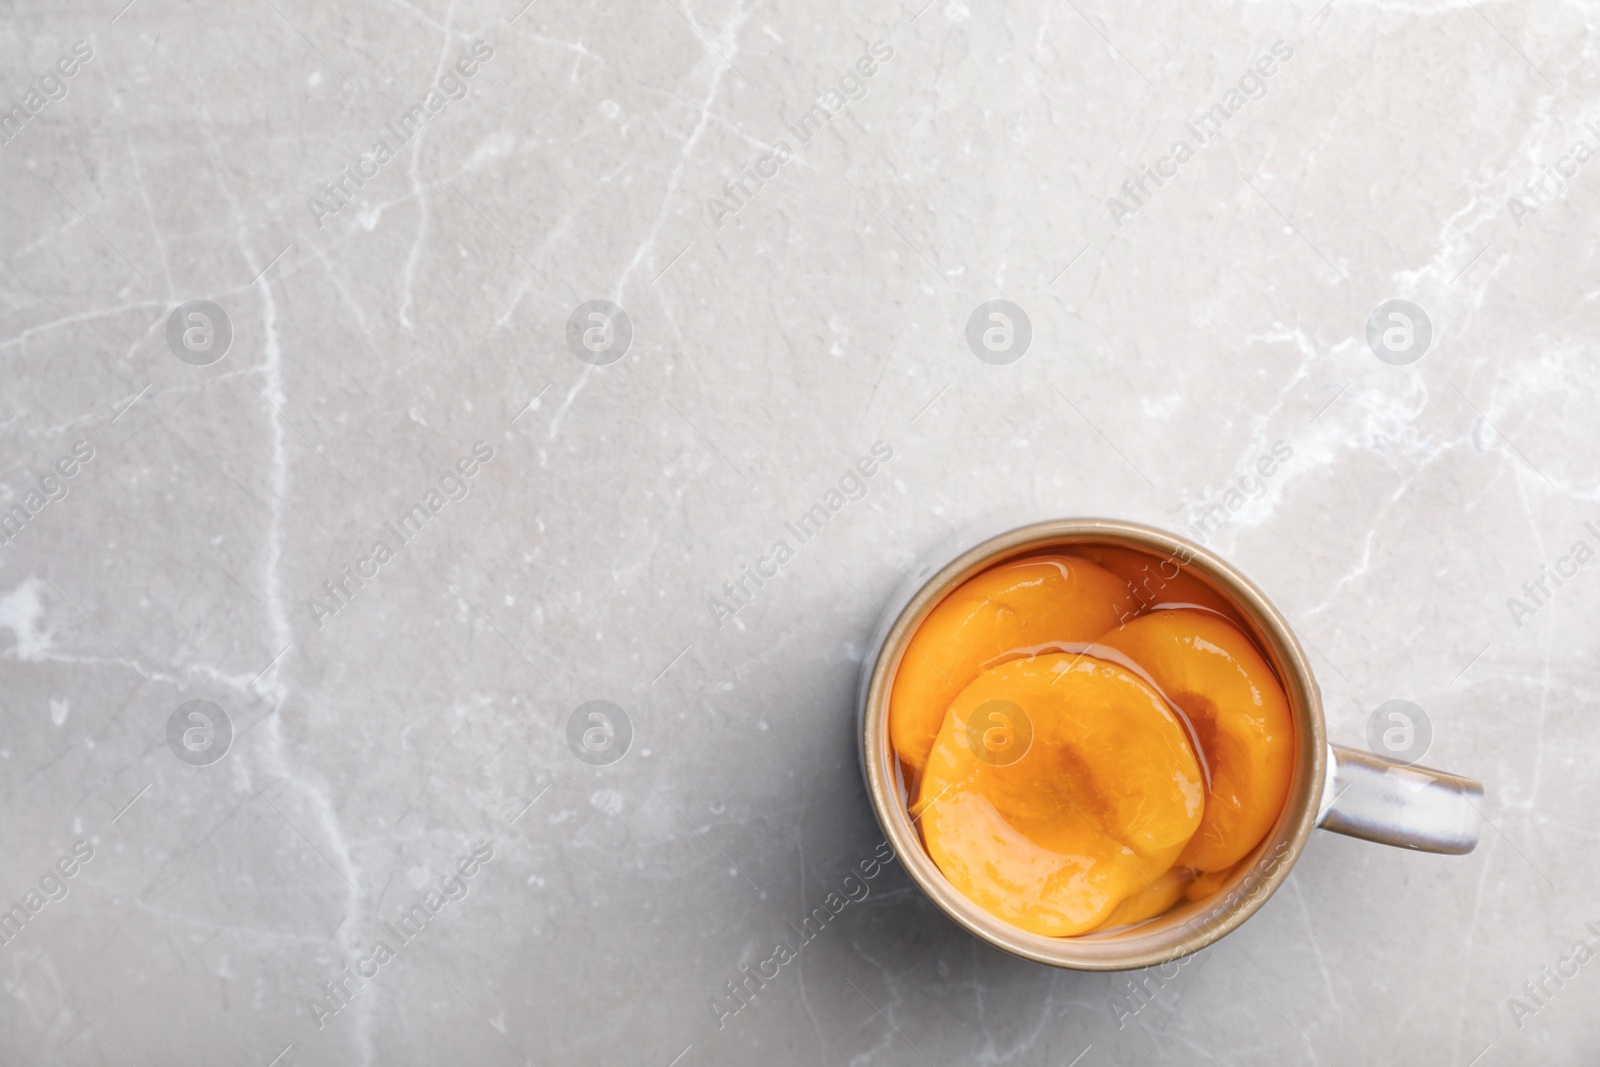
{"left": 1316, "top": 743, "right": 1484, "bottom": 855}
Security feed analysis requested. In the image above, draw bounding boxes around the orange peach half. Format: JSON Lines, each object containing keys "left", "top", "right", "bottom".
{"left": 1097, "top": 609, "right": 1294, "bottom": 873}
{"left": 916, "top": 654, "right": 1203, "bottom": 937}
{"left": 1090, "top": 866, "right": 1194, "bottom": 932}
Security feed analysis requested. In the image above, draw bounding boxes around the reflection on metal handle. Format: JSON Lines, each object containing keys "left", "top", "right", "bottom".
{"left": 1318, "top": 744, "right": 1483, "bottom": 855}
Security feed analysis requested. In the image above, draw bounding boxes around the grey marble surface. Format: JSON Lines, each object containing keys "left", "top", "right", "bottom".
{"left": 2, "top": 1, "right": 1598, "bottom": 1064}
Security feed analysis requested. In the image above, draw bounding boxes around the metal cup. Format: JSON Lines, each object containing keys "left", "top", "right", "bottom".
{"left": 857, "top": 518, "right": 1483, "bottom": 971}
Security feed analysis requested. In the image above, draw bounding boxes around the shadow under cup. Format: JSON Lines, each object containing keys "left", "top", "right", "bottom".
{"left": 856, "top": 519, "right": 1327, "bottom": 972}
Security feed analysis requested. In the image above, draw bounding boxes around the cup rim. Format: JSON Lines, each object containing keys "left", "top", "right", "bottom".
{"left": 858, "top": 518, "right": 1327, "bottom": 971}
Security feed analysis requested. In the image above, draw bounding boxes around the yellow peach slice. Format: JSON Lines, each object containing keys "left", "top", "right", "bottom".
{"left": 889, "top": 556, "right": 1136, "bottom": 773}
{"left": 1097, "top": 610, "right": 1293, "bottom": 873}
